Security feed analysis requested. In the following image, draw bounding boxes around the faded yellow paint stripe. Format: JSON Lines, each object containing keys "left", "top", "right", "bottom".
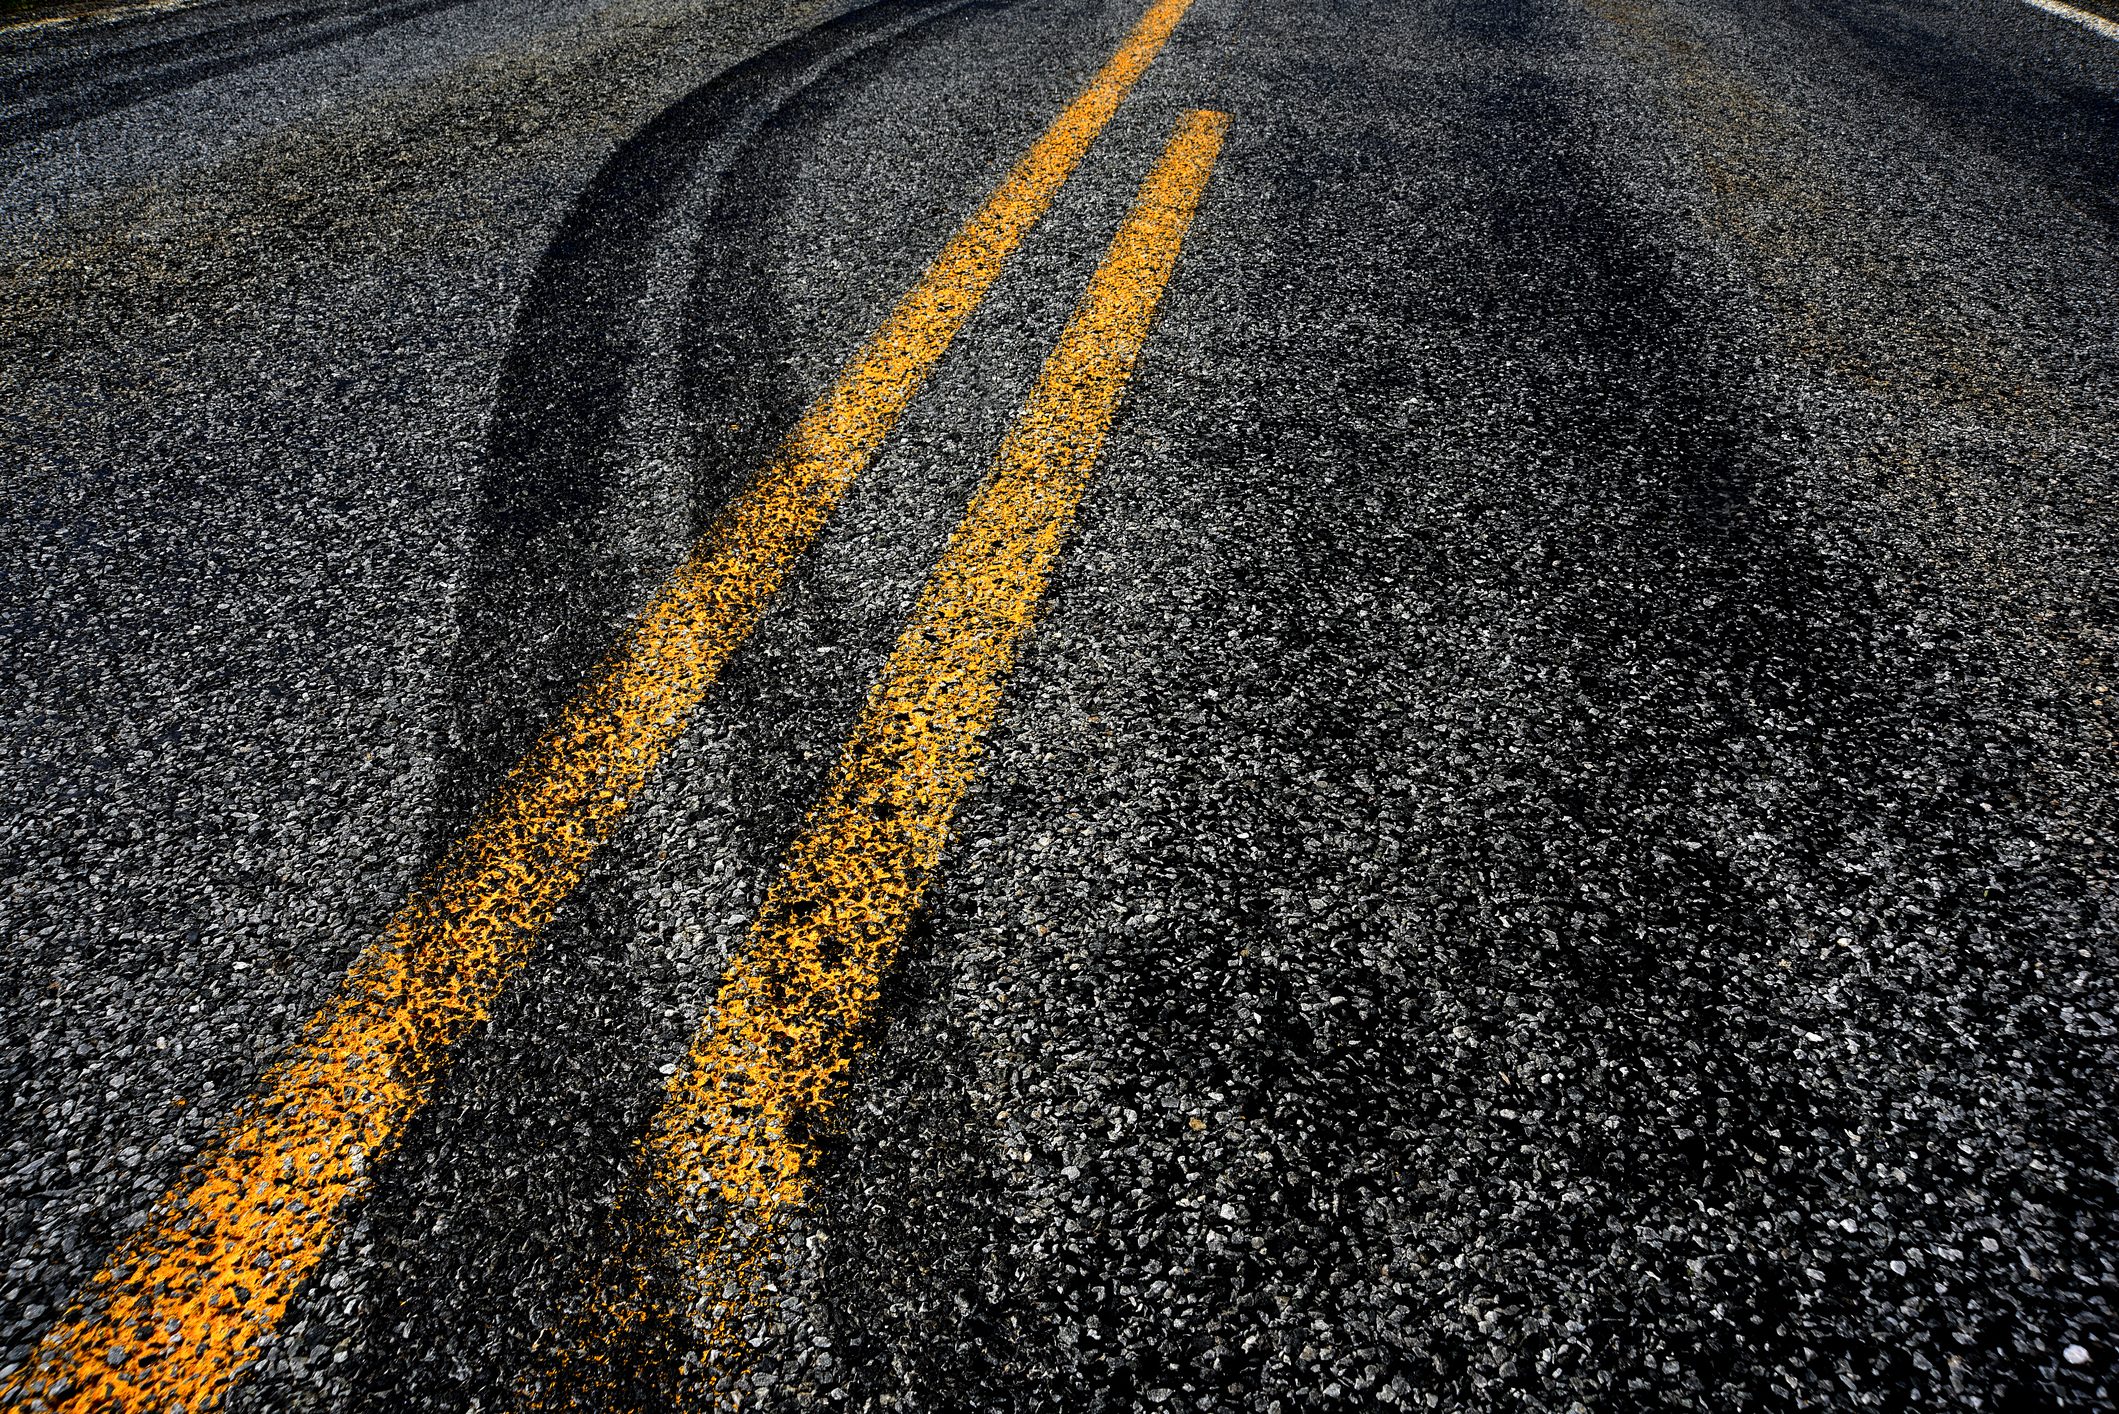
{"left": 645, "top": 107, "right": 1230, "bottom": 1367}
{"left": 0, "top": 5, "right": 1198, "bottom": 1411}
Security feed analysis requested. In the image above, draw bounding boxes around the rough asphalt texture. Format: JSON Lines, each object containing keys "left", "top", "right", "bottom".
{"left": 2, "top": 0, "right": 2115, "bottom": 1408}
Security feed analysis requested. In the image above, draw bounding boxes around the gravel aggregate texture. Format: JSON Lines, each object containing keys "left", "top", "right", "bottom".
{"left": 2, "top": 0, "right": 2114, "bottom": 1408}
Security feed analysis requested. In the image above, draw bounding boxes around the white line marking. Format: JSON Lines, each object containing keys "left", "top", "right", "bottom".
{"left": 2022, "top": 0, "right": 2119, "bottom": 44}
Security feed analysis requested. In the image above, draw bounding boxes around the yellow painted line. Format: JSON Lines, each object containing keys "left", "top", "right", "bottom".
{"left": 0, "top": 3, "right": 1199, "bottom": 1410}
{"left": 2022, "top": 0, "right": 2119, "bottom": 43}
{"left": 641, "top": 106, "right": 1230, "bottom": 1376}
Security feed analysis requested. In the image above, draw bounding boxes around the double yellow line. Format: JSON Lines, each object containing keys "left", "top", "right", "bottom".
{"left": 641, "top": 102, "right": 1227, "bottom": 1376}
{"left": 2, "top": 1, "right": 1223, "bottom": 1409}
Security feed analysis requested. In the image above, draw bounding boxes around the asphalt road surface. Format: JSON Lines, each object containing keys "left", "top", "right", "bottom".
{"left": 4, "top": 0, "right": 2117, "bottom": 1408}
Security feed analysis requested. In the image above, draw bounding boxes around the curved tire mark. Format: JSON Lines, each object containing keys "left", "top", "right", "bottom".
{"left": 436, "top": 0, "right": 985, "bottom": 833}
{"left": 332, "top": 6, "right": 1003, "bottom": 1406}
{"left": 0, "top": 0, "right": 490, "bottom": 150}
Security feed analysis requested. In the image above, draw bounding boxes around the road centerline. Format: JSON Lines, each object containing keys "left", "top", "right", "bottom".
{"left": 0, "top": 2, "right": 1200, "bottom": 1411}
{"left": 633, "top": 105, "right": 1230, "bottom": 1386}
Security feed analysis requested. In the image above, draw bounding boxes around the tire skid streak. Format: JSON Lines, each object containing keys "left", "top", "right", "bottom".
{"left": 4, "top": 0, "right": 433, "bottom": 103}
{"left": 342, "top": 5, "right": 1004, "bottom": 1404}
{"left": 0, "top": 0, "right": 486, "bottom": 151}
{"left": 767, "top": 0, "right": 2080, "bottom": 1399}
{"left": 440, "top": 0, "right": 986, "bottom": 855}
{"left": 0, "top": 1, "right": 1198, "bottom": 1409}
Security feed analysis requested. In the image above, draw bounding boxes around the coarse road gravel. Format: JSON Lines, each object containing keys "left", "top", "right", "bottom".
{"left": 2, "top": 0, "right": 2115, "bottom": 1408}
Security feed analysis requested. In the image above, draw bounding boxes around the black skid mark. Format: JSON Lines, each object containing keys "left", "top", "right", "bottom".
{"left": 434, "top": 0, "right": 987, "bottom": 846}
{"left": 327, "top": 3, "right": 1009, "bottom": 1410}
{"left": 1, "top": 0, "right": 490, "bottom": 152}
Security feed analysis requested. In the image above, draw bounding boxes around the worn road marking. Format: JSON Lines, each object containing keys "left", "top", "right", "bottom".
{"left": 0, "top": 3, "right": 1198, "bottom": 1410}
{"left": 641, "top": 106, "right": 1230, "bottom": 1379}
{"left": 2022, "top": 0, "right": 2119, "bottom": 43}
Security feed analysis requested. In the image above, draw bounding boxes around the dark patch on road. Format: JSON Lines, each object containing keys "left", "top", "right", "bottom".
{"left": 744, "top": 0, "right": 2114, "bottom": 1409}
